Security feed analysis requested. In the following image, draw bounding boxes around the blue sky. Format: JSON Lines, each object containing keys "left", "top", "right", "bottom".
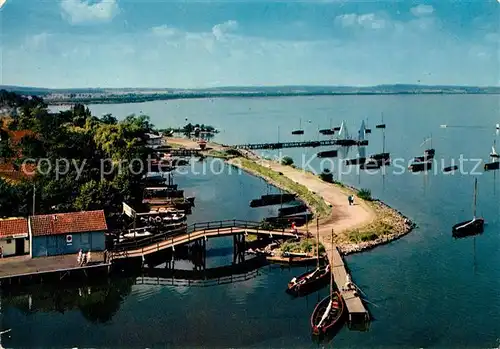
{"left": 1, "top": 0, "right": 499, "bottom": 88}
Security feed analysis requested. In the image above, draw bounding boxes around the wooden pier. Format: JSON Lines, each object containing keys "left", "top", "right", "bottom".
{"left": 0, "top": 253, "right": 111, "bottom": 286}
{"left": 110, "top": 220, "right": 300, "bottom": 260}
{"left": 225, "top": 139, "right": 368, "bottom": 150}
{"left": 329, "top": 247, "right": 370, "bottom": 325}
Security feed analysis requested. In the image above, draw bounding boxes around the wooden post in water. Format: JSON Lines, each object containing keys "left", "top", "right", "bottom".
{"left": 316, "top": 217, "right": 320, "bottom": 269}
{"left": 330, "top": 229, "right": 334, "bottom": 301}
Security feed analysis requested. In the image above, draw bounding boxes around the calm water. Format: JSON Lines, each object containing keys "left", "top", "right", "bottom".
{"left": 5, "top": 95, "right": 499, "bottom": 348}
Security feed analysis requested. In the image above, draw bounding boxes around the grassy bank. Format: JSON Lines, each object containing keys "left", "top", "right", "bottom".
{"left": 230, "top": 157, "right": 330, "bottom": 219}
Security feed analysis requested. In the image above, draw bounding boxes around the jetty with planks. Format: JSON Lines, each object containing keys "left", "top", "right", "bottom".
{"left": 225, "top": 139, "right": 368, "bottom": 150}
{"left": 328, "top": 246, "right": 370, "bottom": 325}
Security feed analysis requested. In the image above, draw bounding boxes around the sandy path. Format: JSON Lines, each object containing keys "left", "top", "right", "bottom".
{"left": 166, "top": 137, "right": 225, "bottom": 151}
{"left": 258, "top": 159, "right": 376, "bottom": 240}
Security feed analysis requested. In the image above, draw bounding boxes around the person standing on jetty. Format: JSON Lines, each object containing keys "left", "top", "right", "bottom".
{"left": 77, "top": 249, "right": 83, "bottom": 266}
{"left": 86, "top": 250, "right": 91, "bottom": 265}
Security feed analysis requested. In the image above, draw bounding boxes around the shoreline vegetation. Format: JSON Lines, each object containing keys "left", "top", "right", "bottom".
{"left": 2, "top": 84, "right": 499, "bottom": 105}
{"left": 167, "top": 137, "right": 415, "bottom": 256}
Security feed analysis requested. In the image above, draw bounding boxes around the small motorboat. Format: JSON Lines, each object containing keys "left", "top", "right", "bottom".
{"left": 287, "top": 265, "right": 330, "bottom": 296}
{"left": 316, "top": 149, "right": 338, "bottom": 158}
{"left": 443, "top": 165, "right": 458, "bottom": 173}
{"left": 311, "top": 291, "right": 344, "bottom": 336}
{"left": 333, "top": 126, "right": 341, "bottom": 131}
{"left": 120, "top": 229, "right": 153, "bottom": 241}
{"left": 375, "top": 124, "right": 386, "bottom": 129}
{"left": 452, "top": 178, "right": 484, "bottom": 238}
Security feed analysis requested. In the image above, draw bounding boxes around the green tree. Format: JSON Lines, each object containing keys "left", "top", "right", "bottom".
{"left": 0, "top": 139, "right": 14, "bottom": 163}
{"left": 281, "top": 156, "right": 294, "bottom": 166}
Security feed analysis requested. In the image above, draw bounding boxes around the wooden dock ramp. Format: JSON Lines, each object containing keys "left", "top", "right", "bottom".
{"left": 329, "top": 247, "right": 370, "bottom": 324}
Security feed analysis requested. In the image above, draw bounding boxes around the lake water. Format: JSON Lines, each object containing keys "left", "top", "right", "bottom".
{"left": 3, "top": 95, "right": 499, "bottom": 348}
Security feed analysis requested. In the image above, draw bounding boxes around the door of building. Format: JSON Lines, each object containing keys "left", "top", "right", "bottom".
{"left": 15, "top": 238, "right": 25, "bottom": 255}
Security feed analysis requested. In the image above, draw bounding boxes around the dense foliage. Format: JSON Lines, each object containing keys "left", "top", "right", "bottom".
{"left": 357, "top": 188, "right": 373, "bottom": 201}
{"left": 0, "top": 90, "right": 152, "bottom": 221}
{"left": 281, "top": 156, "right": 294, "bottom": 166}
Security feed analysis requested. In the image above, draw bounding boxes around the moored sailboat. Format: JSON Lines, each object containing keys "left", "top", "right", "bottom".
{"left": 311, "top": 230, "right": 344, "bottom": 336}
{"left": 452, "top": 178, "right": 484, "bottom": 238}
{"left": 287, "top": 222, "right": 330, "bottom": 297}
{"left": 292, "top": 119, "right": 305, "bottom": 135}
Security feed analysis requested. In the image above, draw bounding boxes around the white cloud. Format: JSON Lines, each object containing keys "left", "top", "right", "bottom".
{"left": 25, "top": 33, "right": 51, "bottom": 49}
{"left": 212, "top": 20, "right": 238, "bottom": 41}
{"left": 335, "top": 13, "right": 387, "bottom": 30}
{"left": 410, "top": 5, "right": 434, "bottom": 17}
{"left": 60, "top": 0, "right": 119, "bottom": 24}
{"left": 151, "top": 25, "right": 184, "bottom": 39}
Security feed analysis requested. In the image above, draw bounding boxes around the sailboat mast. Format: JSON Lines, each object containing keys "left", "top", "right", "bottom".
{"left": 316, "top": 217, "right": 320, "bottom": 269}
{"left": 330, "top": 229, "right": 334, "bottom": 301}
{"left": 473, "top": 178, "right": 478, "bottom": 219}
{"left": 382, "top": 128, "right": 386, "bottom": 154}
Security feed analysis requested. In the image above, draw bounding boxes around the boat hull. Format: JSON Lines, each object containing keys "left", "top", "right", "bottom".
{"left": 316, "top": 150, "right": 338, "bottom": 158}
{"left": 409, "top": 161, "right": 432, "bottom": 172}
{"left": 443, "top": 165, "right": 458, "bottom": 173}
{"left": 311, "top": 292, "right": 345, "bottom": 336}
{"left": 484, "top": 162, "right": 500, "bottom": 171}
{"left": 452, "top": 218, "right": 484, "bottom": 238}
{"left": 287, "top": 266, "right": 330, "bottom": 297}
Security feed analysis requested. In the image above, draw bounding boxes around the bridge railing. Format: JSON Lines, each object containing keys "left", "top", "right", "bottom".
{"left": 110, "top": 219, "right": 289, "bottom": 253}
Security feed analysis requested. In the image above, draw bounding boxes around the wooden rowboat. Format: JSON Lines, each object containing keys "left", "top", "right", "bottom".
{"left": 311, "top": 291, "right": 344, "bottom": 335}
{"left": 287, "top": 265, "right": 330, "bottom": 296}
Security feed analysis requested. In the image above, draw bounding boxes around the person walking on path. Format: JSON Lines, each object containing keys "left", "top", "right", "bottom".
{"left": 86, "top": 250, "right": 91, "bottom": 265}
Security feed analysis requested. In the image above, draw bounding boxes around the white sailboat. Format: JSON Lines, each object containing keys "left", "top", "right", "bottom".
{"left": 338, "top": 121, "right": 350, "bottom": 140}
{"left": 490, "top": 140, "right": 499, "bottom": 159}
{"left": 358, "top": 120, "right": 366, "bottom": 141}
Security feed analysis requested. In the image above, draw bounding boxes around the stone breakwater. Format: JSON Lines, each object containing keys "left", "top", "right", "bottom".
{"left": 339, "top": 199, "right": 417, "bottom": 255}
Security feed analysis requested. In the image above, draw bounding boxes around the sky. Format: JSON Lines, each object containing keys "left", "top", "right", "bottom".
{"left": 0, "top": 0, "right": 499, "bottom": 88}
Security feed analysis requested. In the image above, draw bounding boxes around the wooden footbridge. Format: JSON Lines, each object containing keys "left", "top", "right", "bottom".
{"left": 110, "top": 220, "right": 301, "bottom": 261}
{"left": 224, "top": 139, "right": 368, "bottom": 150}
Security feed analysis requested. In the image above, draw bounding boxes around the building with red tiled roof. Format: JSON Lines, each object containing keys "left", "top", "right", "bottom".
{"left": 0, "top": 218, "right": 29, "bottom": 257}
{"left": 29, "top": 210, "right": 107, "bottom": 258}
{"left": 0, "top": 163, "right": 36, "bottom": 183}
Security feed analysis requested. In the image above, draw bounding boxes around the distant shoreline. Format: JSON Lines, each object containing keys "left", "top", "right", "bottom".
{"left": 44, "top": 91, "right": 500, "bottom": 106}
{"left": 2, "top": 84, "right": 499, "bottom": 106}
